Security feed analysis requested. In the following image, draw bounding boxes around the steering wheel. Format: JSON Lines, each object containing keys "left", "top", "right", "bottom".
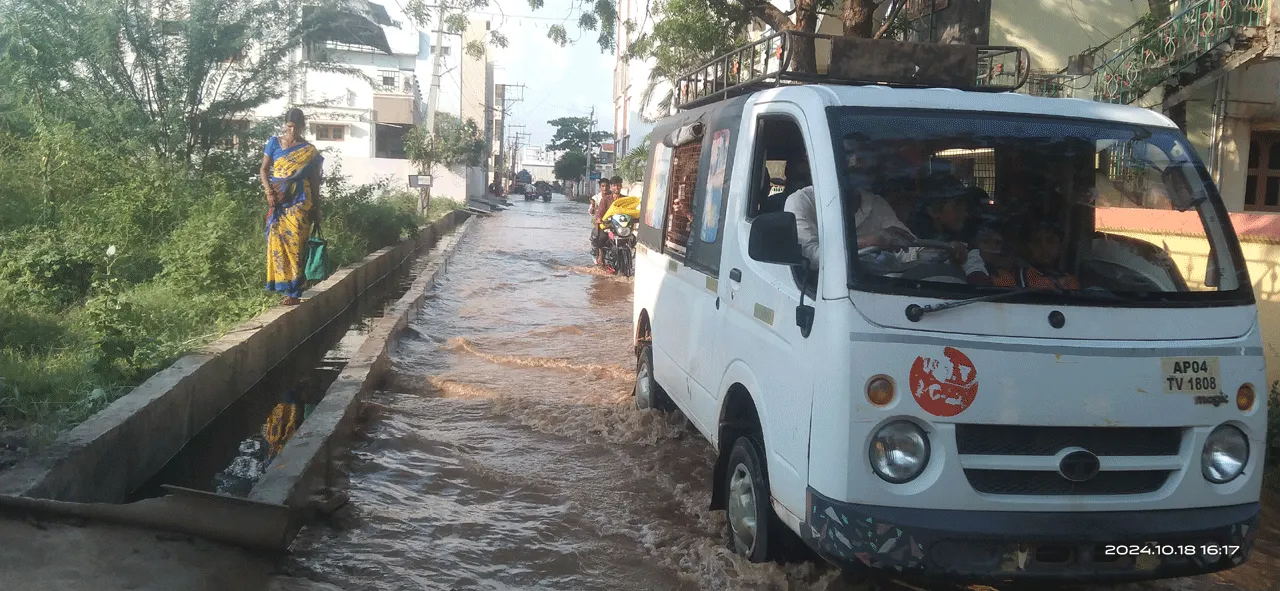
{"left": 858, "top": 239, "right": 960, "bottom": 261}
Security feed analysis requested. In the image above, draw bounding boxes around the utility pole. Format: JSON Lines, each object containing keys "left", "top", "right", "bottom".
{"left": 488, "top": 83, "right": 526, "bottom": 188}
{"left": 585, "top": 105, "right": 596, "bottom": 197}
{"left": 420, "top": 5, "right": 454, "bottom": 213}
{"left": 423, "top": 6, "right": 448, "bottom": 140}
{"left": 504, "top": 124, "right": 526, "bottom": 183}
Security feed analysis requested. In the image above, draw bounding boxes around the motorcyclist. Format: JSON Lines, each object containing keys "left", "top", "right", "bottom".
{"left": 588, "top": 178, "right": 611, "bottom": 217}
{"left": 591, "top": 177, "right": 624, "bottom": 265}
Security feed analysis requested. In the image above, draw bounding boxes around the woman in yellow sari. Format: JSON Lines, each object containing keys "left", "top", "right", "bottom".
{"left": 260, "top": 108, "right": 324, "bottom": 305}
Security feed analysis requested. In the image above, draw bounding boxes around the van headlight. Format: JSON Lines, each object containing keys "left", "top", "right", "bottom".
{"left": 869, "top": 421, "right": 930, "bottom": 483}
{"left": 1202, "top": 424, "right": 1249, "bottom": 484}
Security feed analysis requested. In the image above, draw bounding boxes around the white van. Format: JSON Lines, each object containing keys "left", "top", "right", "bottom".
{"left": 631, "top": 34, "right": 1266, "bottom": 584}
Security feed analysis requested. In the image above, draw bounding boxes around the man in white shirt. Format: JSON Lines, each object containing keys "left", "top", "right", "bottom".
{"left": 784, "top": 185, "right": 915, "bottom": 269}
{"left": 588, "top": 179, "right": 612, "bottom": 216}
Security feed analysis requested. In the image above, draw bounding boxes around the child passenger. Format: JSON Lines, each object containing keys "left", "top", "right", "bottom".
{"left": 966, "top": 223, "right": 1081, "bottom": 291}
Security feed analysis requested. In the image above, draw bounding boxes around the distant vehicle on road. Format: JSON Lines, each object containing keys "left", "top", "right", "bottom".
{"left": 630, "top": 31, "right": 1265, "bottom": 586}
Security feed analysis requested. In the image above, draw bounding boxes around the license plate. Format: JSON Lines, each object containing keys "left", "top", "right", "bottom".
{"left": 1161, "top": 357, "right": 1221, "bottom": 394}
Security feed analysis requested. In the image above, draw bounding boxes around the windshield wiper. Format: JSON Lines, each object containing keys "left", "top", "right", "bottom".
{"left": 904, "top": 288, "right": 1034, "bottom": 322}
{"left": 904, "top": 287, "right": 1127, "bottom": 322}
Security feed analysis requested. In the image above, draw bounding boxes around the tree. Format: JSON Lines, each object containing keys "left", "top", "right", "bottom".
{"left": 624, "top": 0, "right": 751, "bottom": 118}
{"left": 404, "top": 112, "right": 486, "bottom": 207}
{"left": 546, "top": 117, "right": 613, "bottom": 155}
{"left": 554, "top": 151, "right": 589, "bottom": 182}
{"left": 626, "top": 0, "right": 895, "bottom": 83}
{"left": 0, "top": 0, "right": 365, "bottom": 164}
{"left": 402, "top": 0, "right": 619, "bottom": 55}
{"left": 616, "top": 137, "right": 650, "bottom": 183}
{"left": 405, "top": 113, "right": 487, "bottom": 175}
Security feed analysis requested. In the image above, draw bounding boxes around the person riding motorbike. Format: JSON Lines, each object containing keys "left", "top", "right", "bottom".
{"left": 597, "top": 185, "right": 642, "bottom": 274}
{"left": 591, "top": 178, "right": 623, "bottom": 265}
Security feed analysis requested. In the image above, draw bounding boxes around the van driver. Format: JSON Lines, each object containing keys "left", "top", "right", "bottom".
{"left": 784, "top": 151, "right": 964, "bottom": 269}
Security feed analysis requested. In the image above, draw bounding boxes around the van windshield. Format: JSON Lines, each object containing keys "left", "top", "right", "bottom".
{"left": 828, "top": 108, "right": 1248, "bottom": 305}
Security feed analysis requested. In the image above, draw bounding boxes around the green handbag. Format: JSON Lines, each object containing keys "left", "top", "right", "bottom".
{"left": 304, "top": 222, "right": 331, "bottom": 282}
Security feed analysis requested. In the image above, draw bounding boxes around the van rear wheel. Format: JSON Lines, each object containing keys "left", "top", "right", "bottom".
{"left": 725, "top": 435, "right": 781, "bottom": 562}
{"left": 634, "top": 343, "right": 675, "bottom": 412}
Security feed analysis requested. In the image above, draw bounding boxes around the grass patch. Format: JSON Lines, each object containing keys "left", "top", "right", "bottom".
{"left": 0, "top": 130, "right": 462, "bottom": 439}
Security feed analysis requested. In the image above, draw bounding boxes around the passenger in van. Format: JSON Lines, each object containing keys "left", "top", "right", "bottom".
{"left": 989, "top": 223, "right": 1082, "bottom": 290}
{"left": 875, "top": 176, "right": 917, "bottom": 222}
{"left": 906, "top": 173, "right": 978, "bottom": 244}
{"left": 963, "top": 224, "right": 1019, "bottom": 285}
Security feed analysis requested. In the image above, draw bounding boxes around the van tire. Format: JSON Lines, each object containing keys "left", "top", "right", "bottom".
{"left": 724, "top": 435, "right": 780, "bottom": 563}
{"left": 634, "top": 343, "right": 675, "bottom": 412}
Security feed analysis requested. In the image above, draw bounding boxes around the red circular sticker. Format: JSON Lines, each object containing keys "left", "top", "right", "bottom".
{"left": 909, "top": 347, "right": 979, "bottom": 417}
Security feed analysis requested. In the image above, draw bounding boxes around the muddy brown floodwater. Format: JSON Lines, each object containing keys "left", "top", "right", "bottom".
{"left": 281, "top": 196, "right": 1280, "bottom": 591}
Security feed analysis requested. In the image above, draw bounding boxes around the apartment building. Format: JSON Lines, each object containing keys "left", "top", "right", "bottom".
{"left": 252, "top": 2, "right": 497, "bottom": 200}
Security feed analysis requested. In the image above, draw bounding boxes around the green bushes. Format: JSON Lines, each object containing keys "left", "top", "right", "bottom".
{"left": 0, "top": 129, "right": 458, "bottom": 431}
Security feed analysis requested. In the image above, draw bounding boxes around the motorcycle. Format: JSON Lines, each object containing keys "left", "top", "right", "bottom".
{"left": 539, "top": 187, "right": 553, "bottom": 202}
{"left": 594, "top": 196, "right": 641, "bottom": 277}
{"left": 599, "top": 213, "right": 637, "bottom": 276}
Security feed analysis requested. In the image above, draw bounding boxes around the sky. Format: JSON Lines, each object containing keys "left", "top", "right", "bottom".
{"left": 385, "top": 0, "right": 617, "bottom": 152}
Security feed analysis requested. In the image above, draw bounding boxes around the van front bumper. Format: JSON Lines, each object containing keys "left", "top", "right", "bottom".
{"left": 804, "top": 488, "right": 1259, "bottom": 583}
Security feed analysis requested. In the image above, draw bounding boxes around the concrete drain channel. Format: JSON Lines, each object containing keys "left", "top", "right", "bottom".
{"left": 0, "top": 211, "right": 475, "bottom": 550}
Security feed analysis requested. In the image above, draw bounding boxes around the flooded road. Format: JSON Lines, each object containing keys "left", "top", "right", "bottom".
{"left": 282, "top": 196, "right": 1278, "bottom": 591}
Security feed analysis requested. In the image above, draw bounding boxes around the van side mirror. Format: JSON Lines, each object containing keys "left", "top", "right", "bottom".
{"left": 748, "top": 211, "right": 805, "bottom": 266}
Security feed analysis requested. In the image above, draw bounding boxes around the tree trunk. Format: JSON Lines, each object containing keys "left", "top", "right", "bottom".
{"left": 842, "top": 0, "right": 879, "bottom": 38}
{"left": 790, "top": 0, "right": 820, "bottom": 73}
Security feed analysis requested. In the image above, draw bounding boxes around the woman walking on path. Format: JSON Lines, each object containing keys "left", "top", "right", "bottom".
{"left": 260, "top": 108, "right": 324, "bottom": 306}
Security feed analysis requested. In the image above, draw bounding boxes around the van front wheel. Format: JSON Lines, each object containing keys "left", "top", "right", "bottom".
{"left": 725, "top": 436, "right": 778, "bottom": 562}
{"left": 635, "top": 343, "right": 674, "bottom": 411}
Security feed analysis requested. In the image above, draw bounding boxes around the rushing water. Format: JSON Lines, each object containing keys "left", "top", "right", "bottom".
{"left": 282, "top": 196, "right": 1278, "bottom": 591}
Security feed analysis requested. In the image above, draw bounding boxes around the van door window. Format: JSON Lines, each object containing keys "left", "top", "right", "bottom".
{"left": 639, "top": 143, "right": 674, "bottom": 251}
{"left": 664, "top": 141, "right": 703, "bottom": 259}
{"left": 749, "top": 118, "right": 811, "bottom": 219}
{"left": 686, "top": 122, "right": 739, "bottom": 276}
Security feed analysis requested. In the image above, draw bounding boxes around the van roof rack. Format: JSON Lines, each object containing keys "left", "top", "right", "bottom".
{"left": 673, "top": 31, "right": 1031, "bottom": 111}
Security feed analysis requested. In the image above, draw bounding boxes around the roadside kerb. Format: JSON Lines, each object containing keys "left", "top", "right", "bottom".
{"left": 0, "top": 209, "right": 471, "bottom": 503}
{"left": 248, "top": 216, "right": 474, "bottom": 540}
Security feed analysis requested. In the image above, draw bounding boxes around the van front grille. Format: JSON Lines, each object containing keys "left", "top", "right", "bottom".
{"left": 964, "top": 469, "right": 1172, "bottom": 496}
{"left": 955, "top": 424, "right": 1183, "bottom": 457}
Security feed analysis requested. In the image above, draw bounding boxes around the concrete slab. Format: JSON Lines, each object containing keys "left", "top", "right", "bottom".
{"left": 0, "top": 210, "right": 472, "bottom": 504}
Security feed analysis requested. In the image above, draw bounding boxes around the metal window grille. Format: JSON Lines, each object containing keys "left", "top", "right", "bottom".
{"left": 664, "top": 142, "right": 702, "bottom": 256}
{"left": 934, "top": 148, "right": 997, "bottom": 195}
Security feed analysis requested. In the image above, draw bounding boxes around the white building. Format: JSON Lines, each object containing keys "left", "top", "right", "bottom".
{"left": 518, "top": 145, "right": 561, "bottom": 183}
{"left": 253, "top": 1, "right": 495, "bottom": 201}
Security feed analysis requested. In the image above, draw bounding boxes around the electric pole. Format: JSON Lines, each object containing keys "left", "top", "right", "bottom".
{"left": 420, "top": 5, "right": 458, "bottom": 212}
{"left": 505, "top": 124, "right": 526, "bottom": 183}
{"left": 585, "top": 105, "right": 596, "bottom": 197}
{"left": 424, "top": 7, "right": 449, "bottom": 140}
{"left": 488, "top": 83, "right": 526, "bottom": 187}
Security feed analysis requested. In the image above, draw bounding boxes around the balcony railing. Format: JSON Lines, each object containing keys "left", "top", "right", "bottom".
{"left": 1089, "top": 0, "right": 1269, "bottom": 104}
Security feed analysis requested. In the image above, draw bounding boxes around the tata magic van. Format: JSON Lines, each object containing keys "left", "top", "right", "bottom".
{"left": 631, "top": 32, "right": 1266, "bottom": 583}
